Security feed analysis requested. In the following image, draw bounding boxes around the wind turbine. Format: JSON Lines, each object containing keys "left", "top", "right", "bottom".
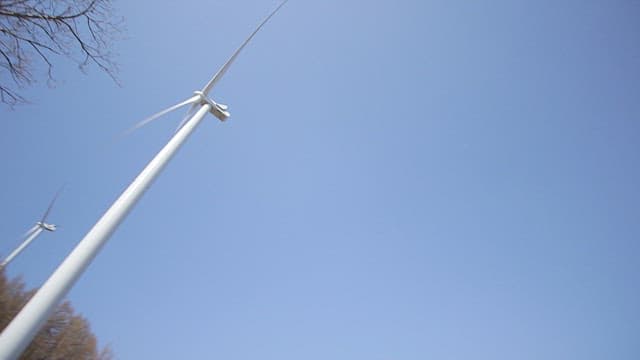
{"left": 0, "top": 190, "right": 62, "bottom": 269}
{"left": 0, "top": 1, "right": 289, "bottom": 359}
{"left": 125, "top": 0, "right": 289, "bottom": 135}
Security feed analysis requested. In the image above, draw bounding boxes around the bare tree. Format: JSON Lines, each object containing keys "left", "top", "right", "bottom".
{"left": 0, "top": 0, "right": 122, "bottom": 106}
{"left": 0, "top": 269, "right": 113, "bottom": 359}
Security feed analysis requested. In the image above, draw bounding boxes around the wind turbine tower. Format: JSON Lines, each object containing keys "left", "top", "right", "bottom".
{"left": 1, "top": 189, "right": 62, "bottom": 269}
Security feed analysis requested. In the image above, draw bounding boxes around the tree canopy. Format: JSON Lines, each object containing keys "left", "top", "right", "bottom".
{"left": 0, "top": 269, "right": 113, "bottom": 359}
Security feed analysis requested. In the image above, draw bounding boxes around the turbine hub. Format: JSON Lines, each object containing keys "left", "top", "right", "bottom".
{"left": 38, "top": 222, "right": 57, "bottom": 232}
{"left": 193, "top": 91, "right": 230, "bottom": 122}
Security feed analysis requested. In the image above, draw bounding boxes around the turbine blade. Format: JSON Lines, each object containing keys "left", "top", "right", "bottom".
{"left": 175, "top": 103, "right": 199, "bottom": 133}
{"left": 123, "top": 95, "right": 200, "bottom": 136}
{"left": 40, "top": 185, "right": 65, "bottom": 223}
{"left": 23, "top": 224, "right": 39, "bottom": 238}
{"left": 200, "top": 0, "right": 289, "bottom": 96}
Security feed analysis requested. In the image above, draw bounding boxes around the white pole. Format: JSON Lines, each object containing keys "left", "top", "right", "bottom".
{"left": 0, "top": 103, "right": 212, "bottom": 360}
{"left": 0, "top": 227, "right": 44, "bottom": 269}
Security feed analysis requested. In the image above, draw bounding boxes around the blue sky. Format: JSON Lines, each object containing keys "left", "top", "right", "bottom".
{"left": 1, "top": 0, "right": 639, "bottom": 358}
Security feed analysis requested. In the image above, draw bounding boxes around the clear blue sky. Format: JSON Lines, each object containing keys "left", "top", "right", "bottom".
{"left": 1, "top": 0, "right": 639, "bottom": 358}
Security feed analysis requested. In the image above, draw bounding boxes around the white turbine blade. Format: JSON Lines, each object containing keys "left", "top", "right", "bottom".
{"left": 200, "top": 0, "right": 289, "bottom": 96}
{"left": 174, "top": 103, "right": 200, "bottom": 133}
{"left": 124, "top": 95, "right": 200, "bottom": 136}
{"left": 40, "top": 185, "right": 65, "bottom": 223}
{"left": 23, "top": 224, "right": 39, "bottom": 238}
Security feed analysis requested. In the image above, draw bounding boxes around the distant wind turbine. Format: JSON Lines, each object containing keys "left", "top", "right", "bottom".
{"left": 1, "top": 188, "right": 62, "bottom": 269}
{"left": 0, "top": 1, "right": 289, "bottom": 359}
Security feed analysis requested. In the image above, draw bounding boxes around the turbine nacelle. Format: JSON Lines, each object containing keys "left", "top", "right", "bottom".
{"left": 37, "top": 222, "right": 57, "bottom": 232}
{"left": 192, "top": 91, "right": 230, "bottom": 121}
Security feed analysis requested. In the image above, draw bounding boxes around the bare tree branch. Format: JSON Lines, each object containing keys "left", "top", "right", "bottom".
{"left": 0, "top": 0, "right": 123, "bottom": 107}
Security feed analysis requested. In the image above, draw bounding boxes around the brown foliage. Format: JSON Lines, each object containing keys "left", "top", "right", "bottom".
{"left": 0, "top": 0, "right": 123, "bottom": 106}
{"left": 0, "top": 269, "right": 113, "bottom": 360}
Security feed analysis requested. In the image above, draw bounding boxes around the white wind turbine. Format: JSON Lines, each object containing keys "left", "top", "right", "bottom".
{"left": 1, "top": 189, "right": 62, "bottom": 269}
{"left": 125, "top": 0, "right": 289, "bottom": 135}
{"left": 0, "top": 1, "right": 289, "bottom": 359}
